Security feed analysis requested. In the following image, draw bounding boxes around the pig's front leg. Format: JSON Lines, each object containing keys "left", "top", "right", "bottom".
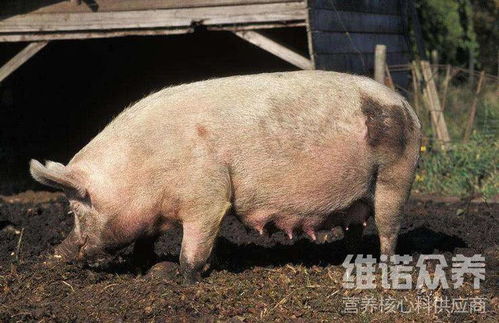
{"left": 179, "top": 201, "right": 231, "bottom": 284}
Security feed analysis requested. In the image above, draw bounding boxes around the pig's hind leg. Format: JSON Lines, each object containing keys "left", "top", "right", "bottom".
{"left": 373, "top": 156, "right": 417, "bottom": 256}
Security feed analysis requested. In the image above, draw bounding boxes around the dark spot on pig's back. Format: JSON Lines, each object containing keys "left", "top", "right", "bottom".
{"left": 360, "top": 93, "right": 414, "bottom": 155}
{"left": 196, "top": 124, "right": 208, "bottom": 138}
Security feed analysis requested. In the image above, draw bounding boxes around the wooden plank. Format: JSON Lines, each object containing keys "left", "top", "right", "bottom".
{"left": 374, "top": 44, "right": 387, "bottom": 83}
{"left": 310, "top": 9, "right": 403, "bottom": 34}
{"left": 420, "top": 60, "right": 450, "bottom": 144}
{"left": 0, "top": 3, "right": 307, "bottom": 33}
{"left": 305, "top": 0, "right": 316, "bottom": 68}
{"left": 0, "top": 41, "right": 48, "bottom": 83}
{"left": 314, "top": 52, "right": 409, "bottom": 74}
{"left": 311, "top": 32, "right": 408, "bottom": 54}
{"left": 1, "top": 22, "right": 306, "bottom": 42}
{"left": 208, "top": 20, "right": 305, "bottom": 31}
{"left": 411, "top": 62, "right": 421, "bottom": 115}
{"left": 234, "top": 30, "right": 313, "bottom": 69}
{"left": 384, "top": 64, "right": 395, "bottom": 90}
{"left": 0, "top": 28, "right": 193, "bottom": 42}
{"left": 309, "top": 0, "right": 401, "bottom": 15}
{"left": 0, "top": 0, "right": 302, "bottom": 15}
{"left": 464, "top": 70, "right": 485, "bottom": 141}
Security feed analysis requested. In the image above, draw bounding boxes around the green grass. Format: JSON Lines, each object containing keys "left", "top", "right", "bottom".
{"left": 414, "top": 134, "right": 498, "bottom": 199}
{"left": 412, "top": 78, "right": 498, "bottom": 199}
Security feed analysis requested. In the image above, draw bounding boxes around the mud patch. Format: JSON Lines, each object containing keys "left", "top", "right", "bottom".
{"left": 0, "top": 194, "right": 497, "bottom": 321}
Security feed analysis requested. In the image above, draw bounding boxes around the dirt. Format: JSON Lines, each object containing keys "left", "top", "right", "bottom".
{"left": 0, "top": 192, "right": 497, "bottom": 322}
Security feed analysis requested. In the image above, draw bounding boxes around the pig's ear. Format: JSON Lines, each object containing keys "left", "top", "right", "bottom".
{"left": 29, "top": 159, "right": 86, "bottom": 198}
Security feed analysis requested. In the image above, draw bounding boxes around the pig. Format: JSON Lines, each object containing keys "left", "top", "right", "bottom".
{"left": 30, "top": 70, "right": 421, "bottom": 284}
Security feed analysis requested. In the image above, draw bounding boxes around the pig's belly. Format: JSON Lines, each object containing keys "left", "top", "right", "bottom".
{"left": 231, "top": 150, "right": 373, "bottom": 238}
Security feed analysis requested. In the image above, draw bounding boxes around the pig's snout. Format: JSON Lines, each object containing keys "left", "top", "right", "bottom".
{"left": 53, "top": 237, "right": 81, "bottom": 263}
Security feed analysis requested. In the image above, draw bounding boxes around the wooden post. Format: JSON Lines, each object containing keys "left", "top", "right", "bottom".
{"left": 464, "top": 71, "right": 485, "bottom": 141}
{"left": 0, "top": 41, "right": 48, "bottom": 83}
{"left": 305, "top": 0, "right": 316, "bottom": 69}
{"left": 384, "top": 65, "right": 395, "bottom": 90}
{"left": 431, "top": 49, "right": 439, "bottom": 76}
{"left": 411, "top": 62, "right": 421, "bottom": 114}
{"left": 233, "top": 31, "right": 313, "bottom": 70}
{"left": 441, "top": 64, "right": 452, "bottom": 111}
{"left": 420, "top": 60, "right": 451, "bottom": 145}
{"left": 374, "top": 44, "right": 386, "bottom": 84}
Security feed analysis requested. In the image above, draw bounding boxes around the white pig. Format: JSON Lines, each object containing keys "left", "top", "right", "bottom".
{"left": 30, "top": 70, "right": 421, "bottom": 283}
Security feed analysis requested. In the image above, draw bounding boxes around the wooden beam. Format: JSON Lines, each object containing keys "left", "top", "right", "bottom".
{"left": 0, "top": 22, "right": 306, "bottom": 42}
{"left": 208, "top": 20, "right": 305, "bottom": 31}
{"left": 384, "top": 64, "right": 395, "bottom": 90}
{"left": 0, "top": 41, "right": 48, "bottom": 83}
{"left": 464, "top": 70, "right": 485, "bottom": 141}
{"left": 0, "top": 28, "right": 193, "bottom": 42}
{"left": 234, "top": 30, "right": 313, "bottom": 69}
{"left": 420, "top": 60, "right": 450, "bottom": 145}
{"left": 0, "top": 3, "right": 306, "bottom": 33}
{"left": 0, "top": 0, "right": 302, "bottom": 15}
{"left": 410, "top": 61, "right": 421, "bottom": 115}
{"left": 305, "top": 0, "right": 316, "bottom": 68}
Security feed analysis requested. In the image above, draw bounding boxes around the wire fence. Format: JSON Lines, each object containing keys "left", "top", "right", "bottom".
{"left": 388, "top": 63, "right": 498, "bottom": 146}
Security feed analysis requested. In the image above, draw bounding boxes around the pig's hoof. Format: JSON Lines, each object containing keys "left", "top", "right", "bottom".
{"left": 182, "top": 271, "right": 202, "bottom": 285}
{"left": 44, "top": 253, "right": 66, "bottom": 266}
{"left": 145, "top": 261, "right": 179, "bottom": 280}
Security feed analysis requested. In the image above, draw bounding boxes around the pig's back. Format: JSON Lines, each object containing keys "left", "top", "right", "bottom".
{"left": 68, "top": 71, "right": 415, "bottom": 216}
{"left": 89, "top": 70, "right": 386, "bottom": 149}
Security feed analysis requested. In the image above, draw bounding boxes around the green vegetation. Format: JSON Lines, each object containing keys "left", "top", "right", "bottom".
{"left": 416, "top": 0, "right": 478, "bottom": 66}
{"left": 414, "top": 134, "right": 498, "bottom": 199}
{"left": 412, "top": 72, "right": 498, "bottom": 199}
{"left": 444, "top": 82, "right": 498, "bottom": 140}
{"left": 470, "top": 0, "right": 499, "bottom": 74}
{"left": 415, "top": 0, "right": 497, "bottom": 73}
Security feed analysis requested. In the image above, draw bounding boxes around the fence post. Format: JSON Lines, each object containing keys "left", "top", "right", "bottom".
{"left": 441, "top": 64, "right": 452, "bottom": 111}
{"left": 464, "top": 71, "right": 485, "bottom": 141}
{"left": 411, "top": 61, "right": 421, "bottom": 114}
{"left": 374, "top": 44, "right": 386, "bottom": 84}
{"left": 420, "top": 60, "right": 451, "bottom": 146}
{"left": 431, "top": 49, "right": 439, "bottom": 77}
{"left": 384, "top": 65, "right": 395, "bottom": 90}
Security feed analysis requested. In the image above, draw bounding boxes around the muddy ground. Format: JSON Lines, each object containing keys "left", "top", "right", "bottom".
{"left": 0, "top": 192, "right": 497, "bottom": 322}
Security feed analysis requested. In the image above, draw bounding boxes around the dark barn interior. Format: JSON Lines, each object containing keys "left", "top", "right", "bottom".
{"left": 0, "top": 28, "right": 308, "bottom": 194}
{"left": 0, "top": 0, "right": 413, "bottom": 195}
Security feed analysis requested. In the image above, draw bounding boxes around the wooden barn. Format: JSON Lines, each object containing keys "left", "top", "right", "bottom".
{"left": 0, "top": 0, "right": 411, "bottom": 84}
{"left": 0, "top": 0, "right": 413, "bottom": 193}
